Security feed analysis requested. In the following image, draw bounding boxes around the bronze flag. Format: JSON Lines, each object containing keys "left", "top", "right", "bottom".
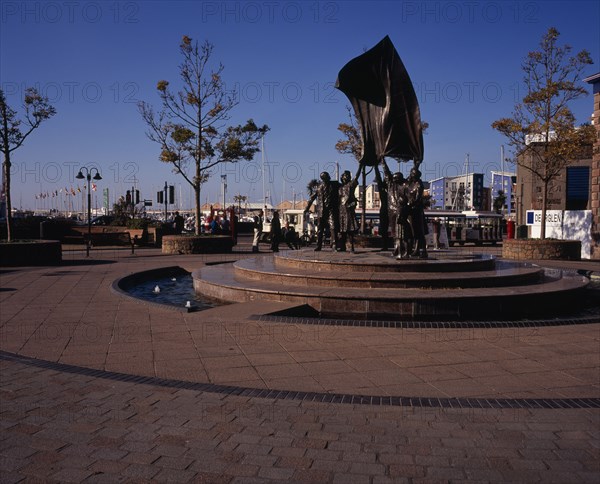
{"left": 336, "top": 35, "right": 424, "bottom": 166}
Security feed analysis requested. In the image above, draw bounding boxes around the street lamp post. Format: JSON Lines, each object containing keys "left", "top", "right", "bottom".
{"left": 76, "top": 167, "right": 102, "bottom": 257}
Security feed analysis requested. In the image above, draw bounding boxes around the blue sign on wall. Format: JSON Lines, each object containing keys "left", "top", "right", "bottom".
{"left": 526, "top": 211, "right": 534, "bottom": 225}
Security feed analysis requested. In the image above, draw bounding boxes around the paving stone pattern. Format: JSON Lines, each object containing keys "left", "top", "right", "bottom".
{"left": 0, "top": 245, "right": 599, "bottom": 482}
{"left": 1, "top": 356, "right": 599, "bottom": 483}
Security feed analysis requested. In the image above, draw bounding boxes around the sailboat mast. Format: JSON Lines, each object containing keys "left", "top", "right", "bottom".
{"left": 465, "top": 153, "right": 470, "bottom": 210}
{"left": 261, "top": 134, "right": 266, "bottom": 213}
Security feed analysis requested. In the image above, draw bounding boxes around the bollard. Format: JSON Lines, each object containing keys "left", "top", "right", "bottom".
{"left": 506, "top": 220, "right": 515, "bottom": 239}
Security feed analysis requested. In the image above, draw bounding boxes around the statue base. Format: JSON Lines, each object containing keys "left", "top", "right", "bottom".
{"left": 193, "top": 248, "right": 589, "bottom": 321}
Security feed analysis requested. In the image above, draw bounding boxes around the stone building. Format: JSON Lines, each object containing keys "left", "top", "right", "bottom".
{"left": 513, "top": 73, "right": 598, "bottom": 258}
{"left": 515, "top": 143, "right": 594, "bottom": 226}
{"left": 584, "top": 72, "right": 600, "bottom": 259}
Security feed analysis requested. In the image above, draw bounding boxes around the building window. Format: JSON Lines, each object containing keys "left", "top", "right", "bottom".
{"left": 566, "top": 166, "right": 590, "bottom": 210}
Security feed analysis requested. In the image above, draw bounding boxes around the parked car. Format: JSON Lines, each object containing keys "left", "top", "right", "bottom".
{"left": 89, "top": 215, "right": 115, "bottom": 226}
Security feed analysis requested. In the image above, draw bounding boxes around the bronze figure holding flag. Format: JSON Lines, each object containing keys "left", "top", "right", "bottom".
{"left": 336, "top": 35, "right": 427, "bottom": 258}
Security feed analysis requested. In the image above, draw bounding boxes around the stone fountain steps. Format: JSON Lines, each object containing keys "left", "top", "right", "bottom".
{"left": 192, "top": 252, "right": 589, "bottom": 320}
{"left": 273, "top": 250, "right": 498, "bottom": 273}
{"left": 233, "top": 256, "right": 544, "bottom": 289}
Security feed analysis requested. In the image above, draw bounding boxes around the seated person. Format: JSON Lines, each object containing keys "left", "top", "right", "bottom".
{"left": 284, "top": 225, "right": 300, "bottom": 249}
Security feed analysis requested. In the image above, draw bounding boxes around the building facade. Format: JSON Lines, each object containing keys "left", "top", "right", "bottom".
{"left": 354, "top": 183, "right": 381, "bottom": 210}
{"left": 429, "top": 178, "right": 445, "bottom": 210}
{"left": 428, "top": 173, "right": 485, "bottom": 211}
{"left": 584, "top": 72, "right": 600, "bottom": 259}
{"left": 515, "top": 146, "right": 594, "bottom": 226}
{"left": 490, "top": 171, "right": 517, "bottom": 215}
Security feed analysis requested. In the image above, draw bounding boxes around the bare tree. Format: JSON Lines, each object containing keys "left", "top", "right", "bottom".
{"left": 138, "top": 36, "right": 268, "bottom": 235}
{"left": 492, "top": 27, "right": 594, "bottom": 239}
{"left": 1, "top": 88, "right": 56, "bottom": 241}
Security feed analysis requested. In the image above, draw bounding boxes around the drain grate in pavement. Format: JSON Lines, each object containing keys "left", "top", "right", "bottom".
{"left": 1, "top": 351, "right": 598, "bottom": 410}
{"left": 250, "top": 313, "right": 600, "bottom": 328}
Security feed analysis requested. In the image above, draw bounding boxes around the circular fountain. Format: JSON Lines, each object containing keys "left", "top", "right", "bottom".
{"left": 193, "top": 249, "right": 592, "bottom": 322}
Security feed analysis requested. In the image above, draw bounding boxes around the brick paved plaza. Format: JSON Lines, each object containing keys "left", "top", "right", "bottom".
{"left": 1, "top": 244, "right": 598, "bottom": 483}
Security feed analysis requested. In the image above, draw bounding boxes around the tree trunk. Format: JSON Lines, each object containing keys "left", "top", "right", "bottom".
{"left": 2, "top": 153, "right": 12, "bottom": 242}
{"left": 195, "top": 184, "right": 201, "bottom": 236}
{"left": 540, "top": 179, "right": 549, "bottom": 240}
{"left": 1, "top": 100, "right": 13, "bottom": 242}
{"left": 196, "top": 106, "right": 202, "bottom": 236}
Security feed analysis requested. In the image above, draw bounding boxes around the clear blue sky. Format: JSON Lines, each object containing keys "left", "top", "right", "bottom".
{"left": 2, "top": 0, "right": 599, "bottom": 211}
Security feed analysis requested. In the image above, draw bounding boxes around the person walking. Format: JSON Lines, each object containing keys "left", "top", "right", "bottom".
{"left": 270, "top": 210, "right": 282, "bottom": 252}
{"left": 252, "top": 210, "right": 264, "bottom": 253}
{"left": 173, "top": 211, "right": 184, "bottom": 234}
{"left": 220, "top": 216, "right": 230, "bottom": 234}
{"left": 284, "top": 224, "right": 300, "bottom": 249}
{"left": 210, "top": 217, "right": 220, "bottom": 234}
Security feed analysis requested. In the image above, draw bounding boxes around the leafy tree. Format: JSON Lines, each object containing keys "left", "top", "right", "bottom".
{"left": 111, "top": 196, "right": 146, "bottom": 226}
{"left": 335, "top": 107, "right": 362, "bottom": 162}
{"left": 0, "top": 88, "right": 56, "bottom": 241}
{"left": 233, "top": 194, "right": 247, "bottom": 215}
{"left": 138, "top": 36, "right": 269, "bottom": 235}
{"left": 492, "top": 27, "right": 594, "bottom": 239}
{"left": 306, "top": 179, "right": 320, "bottom": 199}
{"left": 423, "top": 191, "right": 432, "bottom": 210}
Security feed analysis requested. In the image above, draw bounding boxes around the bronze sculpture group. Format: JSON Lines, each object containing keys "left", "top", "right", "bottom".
{"left": 304, "top": 160, "right": 427, "bottom": 258}
{"left": 331, "top": 36, "right": 428, "bottom": 258}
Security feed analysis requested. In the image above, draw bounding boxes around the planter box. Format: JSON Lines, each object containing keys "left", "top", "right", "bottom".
{"left": 149, "top": 226, "right": 175, "bottom": 247}
{"left": 162, "top": 235, "right": 233, "bottom": 254}
{"left": 0, "top": 240, "right": 62, "bottom": 266}
{"left": 502, "top": 239, "right": 581, "bottom": 261}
